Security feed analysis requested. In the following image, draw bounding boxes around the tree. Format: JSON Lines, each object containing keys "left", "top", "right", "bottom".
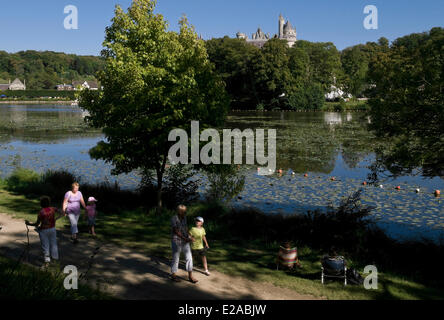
{"left": 250, "top": 38, "right": 293, "bottom": 108}
{"left": 205, "top": 37, "right": 259, "bottom": 109}
{"left": 341, "top": 45, "right": 369, "bottom": 97}
{"left": 294, "top": 41, "right": 343, "bottom": 92}
{"left": 79, "top": 0, "right": 229, "bottom": 211}
{"left": 368, "top": 27, "right": 444, "bottom": 178}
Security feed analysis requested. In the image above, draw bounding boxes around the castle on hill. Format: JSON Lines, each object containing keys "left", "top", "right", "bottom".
{"left": 236, "top": 14, "right": 297, "bottom": 48}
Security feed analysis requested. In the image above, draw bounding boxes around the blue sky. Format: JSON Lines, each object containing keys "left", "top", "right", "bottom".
{"left": 0, "top": 0, "right": 443, "bottom": 55}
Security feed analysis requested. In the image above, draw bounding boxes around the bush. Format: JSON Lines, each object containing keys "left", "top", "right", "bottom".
{"left": 0, "top": 90, "right": 76, "bottom": 99}
{"left": 256, "top": 102, "right": 265, "bottom": 111}
{"left": 139, "top": 164, "right": 200, "bottom": 209}
{"left": 5, "top": 168, "right": 145, "bottom": 213}
{"left": 287, "top": 83, "right": 325, "bottom": 110}
{"left": 0, "top": 256, "right": 110, "bottom": 299}
{"left": 6, "top": 168, "right": 41, "bottom": 195}
{"left": 204, "top": 164, "right": 245, "bottom": 203}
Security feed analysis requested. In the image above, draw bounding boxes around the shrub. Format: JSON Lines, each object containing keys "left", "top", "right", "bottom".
{"left": 5, "top": 168, "right": 145, "bottom": 213}
{"left": 6, "top": 168, "right": 41, "bottom": 195}
{"left": 256, "top": 102, "right": 265, "bottom": 111}
{"left": 0, "top": 90, "right": 76, "bottom": 99}
{"left": 139, "top": 164, "right": 200, "bottom": 209}
{"left": 287, "top": 83, "right": 325, "bottom": 110}
{"left": 204, "top": 164, "right": 245, "bottom": 203}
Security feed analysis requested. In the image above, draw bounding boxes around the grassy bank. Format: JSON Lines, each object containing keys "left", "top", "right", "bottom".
{"left": 0, "top": 256, "right": 112, "bottom": 299}
{"left": 0, "top": 100, "right": 76, "bottom": 104}
{"left": 1, "top": 169, "right": 443, "bottom": 300}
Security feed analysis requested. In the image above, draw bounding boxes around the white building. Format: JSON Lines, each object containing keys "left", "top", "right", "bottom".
{"left": 0, "top": 78, "right": 26, "bottom": 91}
{"left": 236, "top": 14, "right": 298, "bottom": 48}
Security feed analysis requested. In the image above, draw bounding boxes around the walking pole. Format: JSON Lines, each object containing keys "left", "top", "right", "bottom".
{"left": 25, "top": 223, "right": 30, "bottom": 262}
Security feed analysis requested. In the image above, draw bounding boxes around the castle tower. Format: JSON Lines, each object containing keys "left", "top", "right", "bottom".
{"left": 278, "top": 14, "right": 285, "bottom": 38}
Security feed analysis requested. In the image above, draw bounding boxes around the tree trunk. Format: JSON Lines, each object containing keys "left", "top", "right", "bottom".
{"left": 155, "top": 153, "right": 168, "bottom": 215}
{"left": 156, "top": 169, "right": 163, "bottom": 215}
{"left": 156, "top": 181, "right": 162, "bottom": 214}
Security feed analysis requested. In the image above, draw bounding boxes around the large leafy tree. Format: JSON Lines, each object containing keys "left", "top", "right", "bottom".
{"left": 341, "top": 45, "right": 369, "bottom": 97}
{"left": 250, "top": 38, "right": 293, "bottom": 107}
{"left": 205, "top": 37, "right": 259, "bottom": 109}
{"left": 368, "top": 27, "right": 444, "bottom": 178}
{"left": 79, "top": 0, "right": 229, "bottom": 210}
{"left": 294, "top": 40, "right": 343, "bottom": 92}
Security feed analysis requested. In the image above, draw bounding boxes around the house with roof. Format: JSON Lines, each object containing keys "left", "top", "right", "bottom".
{"left": 72, "top": 80, "right": 99, "bottom": 90}
{"left": 56, "top": 83, "right": 74, "bottom": 91}
{"left": 0, "top": 78, "right": 26, "bottom": 91}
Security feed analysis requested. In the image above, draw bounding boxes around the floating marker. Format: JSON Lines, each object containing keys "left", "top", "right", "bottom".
{"left": 362, "top": 182, "right": 367, "bottom": 186}
{"left": 435, "top": 190, "right": 441, "bottom": 197}
{"left": 396, "top": 186, "right": 401, "bottom": 190}
{"left": 379, "top": 185, "right": 384, "bottom": 189}
{"left": 304, "top": 173, "right": 308, "bottom": 177}
{"left": 415, "top": 189, "right": 420, "bottom": 193}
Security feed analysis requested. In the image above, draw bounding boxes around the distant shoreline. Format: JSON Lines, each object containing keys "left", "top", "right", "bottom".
{"left": 0, "top": 100, "right": 76, "bottom": 105}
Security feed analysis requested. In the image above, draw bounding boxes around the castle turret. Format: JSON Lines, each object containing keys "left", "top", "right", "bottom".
{"left": 279, "top": 14, "right": 285, "bottom": 38}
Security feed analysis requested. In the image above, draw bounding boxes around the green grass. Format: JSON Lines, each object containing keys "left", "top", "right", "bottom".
{"left": 92, "top": 207, "right": 444, "bottom": 300}
{"left": 1, "top": 185, "right": 443, "bottom": 300}
{"left": 0, "top": 256, "right": 113, "bottom": 299}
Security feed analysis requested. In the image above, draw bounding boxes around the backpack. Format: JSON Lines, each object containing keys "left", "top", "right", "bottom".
{"left": 347, "top": 268, "right": 364, "bottom": 285}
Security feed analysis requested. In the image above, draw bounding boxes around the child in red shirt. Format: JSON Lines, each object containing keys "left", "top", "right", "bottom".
{"left": 26, "top": 196, "right": 63, "bottom": 266}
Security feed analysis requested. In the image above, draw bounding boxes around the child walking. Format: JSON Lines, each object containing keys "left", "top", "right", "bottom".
{"left": 189, "top": 216, "right": 210, "bottom": 276}
{"left": 25, "top": 196, "right": 63, "bottom": 267}
{"left": 86, "top": 197, "right": 98, "bottom": 236}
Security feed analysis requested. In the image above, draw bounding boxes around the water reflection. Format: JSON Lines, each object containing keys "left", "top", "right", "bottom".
{"left": 0, "top": 106, "right": 443, "bottom": 241}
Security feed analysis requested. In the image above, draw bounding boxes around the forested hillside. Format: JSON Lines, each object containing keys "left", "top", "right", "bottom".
{"left": 0, "top": 50, "right": 104, "bottom": 89}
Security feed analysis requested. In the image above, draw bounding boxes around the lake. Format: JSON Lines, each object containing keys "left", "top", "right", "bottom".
{"left": 0, "top": 105, "right": 443, "bottom": 241}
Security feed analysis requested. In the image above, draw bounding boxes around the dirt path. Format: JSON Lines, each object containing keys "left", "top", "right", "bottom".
{"left": 0, "top": 213, "right": 318, "bottom": 300}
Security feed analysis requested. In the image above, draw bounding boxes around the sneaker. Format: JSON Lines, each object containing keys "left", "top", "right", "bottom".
{"left": 204, "top": 270, "right": 211, "bottom": 276}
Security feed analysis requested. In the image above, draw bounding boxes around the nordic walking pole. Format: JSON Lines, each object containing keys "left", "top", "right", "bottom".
{"left": 25, "top": 223, "right": 30, "bottom": 262}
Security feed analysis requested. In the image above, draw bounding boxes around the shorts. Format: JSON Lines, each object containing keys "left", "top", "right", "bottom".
{"left": 87, "top": 216, "right": 96, "bottom": 226}
{"left": 192, "top": 248, "right": 207, "bottom": 257}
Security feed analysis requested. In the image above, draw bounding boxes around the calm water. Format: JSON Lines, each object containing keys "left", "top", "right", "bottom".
{"left": 0, "top": 105, "right": 443, "bottom": 241}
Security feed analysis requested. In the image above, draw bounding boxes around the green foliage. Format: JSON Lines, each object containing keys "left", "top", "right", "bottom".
{"left": 286, "top": 82, "right": 325, "bottom": 110}
{"left": 368, "top": 27, "right": 444, "bottom": 177}
{"left": 4, "top": 169, "right": 144, "bottom": 213}
{"left": 206, "top": 37, "right": 343, "bottom": 110}
{"left": 79, "top": 0, "right": 229, "bottom": 210}
{"left": 0, "top": 50, "right": 104, "bottom": 89}
{"left": 293, "top": 40, "right": 344, "bottom": 92}
{"left": 205, "top": 37, "right": 260, "bottom": 109}
{"left": 204, "top": 164, "right": 245, "bottom": 203}
{"left": 0, "top": 89, "right": 75, "bottom": 99}
{"left": 250, "top": 39, "right": 294, "bottom": 108}
{"left": 139, "top": 164, "right": 200, "bottom": 208}
{"left": 6, "top": 168, "right": 40, "bottom": 194}
{"left": 0, "top": 256, "right": 111, "bottom": 299}
{"left": 340, "top": 38, "right": 389, "bottom": 98}
{"left": 255, "top": 102, "right": 265, "bottom": 111}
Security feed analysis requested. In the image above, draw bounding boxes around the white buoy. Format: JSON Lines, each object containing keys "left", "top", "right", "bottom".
{"left": 379, "top": 185, "right": 384, "bottom": 189}
{"left": 415, "top": 188, "right": 420, "bottom": 193}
